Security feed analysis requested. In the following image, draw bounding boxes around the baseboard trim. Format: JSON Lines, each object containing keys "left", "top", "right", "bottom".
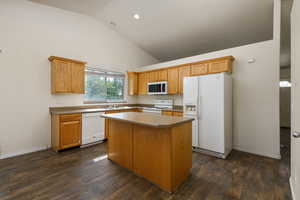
{"left": 233, "top": 146, "right": 281, "bottom": 159}
{"left": 290, "top": 177, "right": 295, "bottom": 200}
{"left": 0, "top": 146, "right": 49, "bottom": 160}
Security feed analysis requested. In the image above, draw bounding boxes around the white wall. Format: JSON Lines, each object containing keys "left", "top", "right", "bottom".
{"left": 0, "top": 0, "right": 158, "bottom": 159}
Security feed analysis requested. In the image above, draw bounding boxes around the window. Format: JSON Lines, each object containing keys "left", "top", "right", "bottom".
{"left": 84, "top": 67, "right": 125, "bottom": 102}
{"left": 280, "top": 81, "right": 291, "bottom": 88}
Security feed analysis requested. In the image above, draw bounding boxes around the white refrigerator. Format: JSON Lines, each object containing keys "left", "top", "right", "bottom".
{"left": 183, "top": 73, "right": 232, "bottom": 158}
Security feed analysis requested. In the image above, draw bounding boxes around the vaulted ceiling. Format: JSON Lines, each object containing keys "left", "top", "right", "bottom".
{"left": 31, "top": 0, "right": 287, "bottom": 65}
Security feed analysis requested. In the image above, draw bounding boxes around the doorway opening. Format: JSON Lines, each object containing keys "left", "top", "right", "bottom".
{"left": 280, "top": 0, "right": 293, "bottom": 164}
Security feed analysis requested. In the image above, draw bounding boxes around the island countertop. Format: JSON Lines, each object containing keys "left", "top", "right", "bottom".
{"left": 101, "top": 112, "right": 194, "bottom": 128}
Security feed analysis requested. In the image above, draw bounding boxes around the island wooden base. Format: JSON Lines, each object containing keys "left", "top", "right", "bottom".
{"left": 107, "top": 119, "right": 192, "bottom": 193}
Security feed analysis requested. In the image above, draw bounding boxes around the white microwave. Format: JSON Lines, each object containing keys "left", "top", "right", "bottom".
{"left": 148, "top": 81, "right": 168, "bottom": 95}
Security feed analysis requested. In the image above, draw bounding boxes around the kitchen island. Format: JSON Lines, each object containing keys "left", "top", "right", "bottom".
{"left": 101, "top": 112, "right": 194, "bottom": 193}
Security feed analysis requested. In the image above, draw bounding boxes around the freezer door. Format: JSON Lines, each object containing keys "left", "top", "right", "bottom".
{"left": 198, "top": 74, "right": 224, "bottom": 153}
{"left": 183, "top": 76, "right": 199, "bottom": 105}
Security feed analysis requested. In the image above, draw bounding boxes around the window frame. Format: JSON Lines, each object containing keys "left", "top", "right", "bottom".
{"left": 84, "top": 67, "right": 126, "bottom": 104}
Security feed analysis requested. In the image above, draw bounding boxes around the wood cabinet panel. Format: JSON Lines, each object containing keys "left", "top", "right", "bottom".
{"left": 133, "top": 126, "right": 172, "bottom": 190}
{"left": 71, "top": 63, "right": 85, "bottom": 93}
{"left": 60, "top": 120, "right": 81, "bottom": 149}
{"left": 49, "top": 56, "right": 86, "bottom": 94}
{"left": 149, "top": 71, "right": 158, "bottom": 83}
{"left": 158, "top": 69, "right": 168, "bottom": 81}
{"left": 51, "top": 113, "right": 82, "bottom": 151}
{"left": 107, "top": 119, "right": 192, "bottom": 192}
{"left": 162, "top": 111, "right": 183, "bottom": 117}
{"left": 208, "top": 60, "right": 231, "bottom": 74}
{"left": 178, "top": 65, "right": 191, "bottom": 94}
{"left": 162, "top": 111, "right": 173, "bottom": 116}
{"left": 167, "top": 68, "right": 179, "bottom": 94}
{"left": 138, "top": 72, "right": 149, "bottom": 95}
{"left": 60, "top": 114, "right": 81, "bottom": 122}
{"left": 190, "top": 63, "right": 208, "bottom": 76}
{"left": 171, "top": 122, "right": 192, "bottom": 188}
{"left": 129, "top": 56, "right": 234, "bottom": 96}
{"left": 127, "top": 72, "right": 138, "bottom": 95}
{"left": 173, "top": 111, "right": 183, "bottom": 117}
{"left": 51, "top": 60, "right": 72, "bottom": 93}
{"left": 108, "top": 119, "right": 133, "bottom": 169}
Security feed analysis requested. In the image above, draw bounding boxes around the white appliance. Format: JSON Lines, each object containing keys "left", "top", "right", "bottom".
{"left": 183, "top": 73, "right": 232, "bottom": 158}
{"left": 82, "top": 112, "right": 105, "bottom": 146}
{"left": 148, "top": 81, "right": 168, "bottom": 95}
{"left": 142, "top": 99, "right": 173, "bottom": 114}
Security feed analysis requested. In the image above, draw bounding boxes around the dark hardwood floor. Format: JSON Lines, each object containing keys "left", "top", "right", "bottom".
{"left": 0, "top": 130, "right": 291, "bottom": 200}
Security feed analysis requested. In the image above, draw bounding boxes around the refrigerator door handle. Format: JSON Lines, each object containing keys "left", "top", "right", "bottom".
{"left": 198, "top": 96, "right": 201, "bottom": 120}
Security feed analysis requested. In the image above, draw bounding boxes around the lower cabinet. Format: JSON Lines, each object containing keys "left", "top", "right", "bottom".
{"left": 162, "top": 110, "right": 183, "bottom": 117}
{"left": 51, "top": 113, "right": 82, "bottom": 151}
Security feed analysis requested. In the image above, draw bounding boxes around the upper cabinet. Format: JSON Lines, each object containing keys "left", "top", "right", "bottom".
{"left": 178, "top": 65, "right": 191, "bottom": 94}
{"left": 128, "top": 56, "right": 234, "bottom": 96}
{"left": 167, "top": 68, "right": 179, "bottom": 94}
{"left": 138, "top": 72, "right": 149, "bottom": 95}
{"left": 190, "top": 63, "right": 208, "bottom": 76}
{"left": 148, "top": 71, "right": 158, "bottom": 83}
{"left": 127, "top": 72, "right": 138, "bottom": 95}
{"left": 157, "top": 69, "right": 168, "bottom": 81}
{"left": 208, "top": 59, "right": 233, "bottom": 74}
{"left": 49, "top": 56, "right": 86, "bottom": 94}
{"left": 148, "top": 69, "right": 168, "bottom": 82}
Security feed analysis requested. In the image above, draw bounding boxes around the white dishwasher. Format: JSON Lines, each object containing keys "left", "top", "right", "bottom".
{"left": 82, "top": 112, "right": 105, "bottom": 146}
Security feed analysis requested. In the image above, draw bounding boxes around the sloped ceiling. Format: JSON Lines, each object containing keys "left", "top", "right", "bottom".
{"left": 31, "top": 0, "right": 277, "bottom": 63}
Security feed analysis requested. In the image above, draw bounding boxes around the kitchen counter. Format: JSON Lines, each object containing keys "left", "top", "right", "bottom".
{"left": 101, "top": 112, "right": 193, "bottom": 128}
{"left": 49, "top": 105, "right": 183, "bottom": 115}
{"left": 105, "top": 112, "right": 192, "bottom": 193}
{"left": 50, "top": 106, "right": 135, "bottom": 115}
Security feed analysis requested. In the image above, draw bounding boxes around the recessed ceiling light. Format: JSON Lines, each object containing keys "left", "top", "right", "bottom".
{"left": 133, "top": 14, "right": 140, "bottom": 20}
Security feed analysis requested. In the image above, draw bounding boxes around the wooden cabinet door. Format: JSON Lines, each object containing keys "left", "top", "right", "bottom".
{"left": 173, "top": 111, "right": 183, "bottom": 117}
{"left": 190, "top": 63, "right": 208, "bottom": 76}
{"left": 108, "top": 120, "right": 133, "bottom": 169}
{"left": 178, "top": 65, "right": 190, "bottom": 94}
{"left": 71, "top": 63, "right": 85, "bottom": 94}
{"left": 60, "top": 118, "right": 81, "bottom": 149}
{"left": 167, "top": 68, "right": 179, "bottom": 94}
{"left": 157, "top": 69, "right": 168, "bottom": 81}
{"left": 149, "top": 71, "right": 158, "bottom": 82}
{"left": 208, "top": 60, "right": 231, "bottom": 73}
{"left": 51, "top": 60, "right": 72, "bottom": 93}
{"left": 138, "top": 72, "right": 149, "bottom": 95}
{"left": 162, "top": 111, "right": 173, "bottom": 116}
{"left": 127, "top": 72, "right": 138, "bottom": 95}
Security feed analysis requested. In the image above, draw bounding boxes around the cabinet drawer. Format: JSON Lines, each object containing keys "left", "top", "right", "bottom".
{"left": 60, "top": 114, "right": 82, "bottom": 122}
{"left": 162, "top": 111, "right": 173, "bottom": 116}
{"left": 173, "top": 111, "right": 183, "bottom": 117}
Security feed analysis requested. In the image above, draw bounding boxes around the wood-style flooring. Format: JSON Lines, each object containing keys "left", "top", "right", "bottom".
{"left": 0, "top": 129, "right": 291, "bottom": 200}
